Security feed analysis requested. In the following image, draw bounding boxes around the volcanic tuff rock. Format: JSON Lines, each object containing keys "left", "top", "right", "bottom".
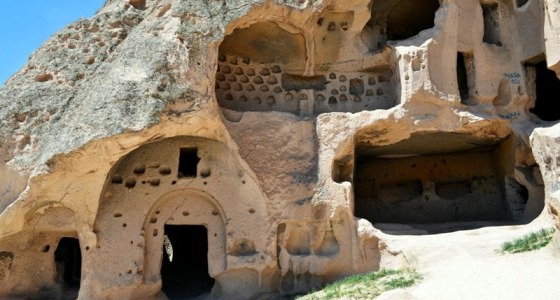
{"left": 1, "top": 0, "right": 560, "bottom": 299}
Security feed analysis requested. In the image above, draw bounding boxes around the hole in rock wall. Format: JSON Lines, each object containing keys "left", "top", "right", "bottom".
{"left": 353, "top": 132, "right": 538, "bottom": 229}
{"left": 178, "top": 147, "right": 200, "bottom": 178}
{"left": 481, "top": 2, "right": 502, "bottom": 46}
{"left": 161, "top": 225, "right": 214, "bottom": 299}
{"left": 365, "top": 0, "right": 439, "bottom": 49}
{"left": 457, "top": 52, "right": 475, "bottom": 105}
{"left": 217, "top": 20, "right": 398, "bottom": 115}
{"left": 385, "top": 0, "right": 440, "bottom": 40}
{"left": 526, "top": 60, "right": 560, "bottom": 121}
{"left": 54, "top": 237, "right": 82, "bottom": 290}
{"left": 516, "top": 0, "right": 529, "bottom": 8}
{"left": 216, "top": 22, "right": 306, "bottom": 114}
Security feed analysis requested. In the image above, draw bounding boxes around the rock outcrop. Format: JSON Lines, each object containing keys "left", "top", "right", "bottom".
{"left": 0, "top": 0, "right": 559, "bottom": 299}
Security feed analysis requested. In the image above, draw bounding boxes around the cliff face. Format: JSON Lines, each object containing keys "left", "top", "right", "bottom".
{"left": 0, "top": 0, "right": 559, "bottom": 299}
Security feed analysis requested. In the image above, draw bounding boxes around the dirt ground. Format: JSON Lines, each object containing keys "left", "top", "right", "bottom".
{"left": 376, "top": 215, "right": 560, "bottom": 300}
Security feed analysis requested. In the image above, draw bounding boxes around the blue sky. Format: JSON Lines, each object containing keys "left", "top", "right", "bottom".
{"left": 0, "top": 1, "right": 105, "bottom": 85}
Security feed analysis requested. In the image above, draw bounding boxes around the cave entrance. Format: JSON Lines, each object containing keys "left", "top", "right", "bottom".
{"left": 365, "top": 0, "right": 440, "bottom": 50}
{"left": 352, "top": 132, "right": 540, "bottom": 233}
{"left": 54, "top": 237, "right": 81, "bottom": 296}
{"left": 527, "top": 60, "right": 560, "bottom": 121}
{"left": 161, "top": 225, "right": 214, "bottom": 299}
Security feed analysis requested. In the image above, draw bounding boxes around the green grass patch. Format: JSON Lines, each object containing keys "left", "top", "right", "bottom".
{"left": 501, "top": 228, "right": 556, "bottom": 254}
{"left": 295, "top": 269, "right": 422, "bottom": 300}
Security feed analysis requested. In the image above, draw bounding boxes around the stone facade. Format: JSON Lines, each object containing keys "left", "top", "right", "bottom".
{"left": 0, "top": 0, "right": 559, "bottom": 299}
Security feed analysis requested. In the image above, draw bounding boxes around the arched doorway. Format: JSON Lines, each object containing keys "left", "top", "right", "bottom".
{"left": 142, "top": 189, "right": 226, "bottom": 299}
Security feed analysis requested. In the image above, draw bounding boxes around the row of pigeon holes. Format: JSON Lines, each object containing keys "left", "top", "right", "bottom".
{"left": 216, "top": 55, "right": 397, "bottom": 114}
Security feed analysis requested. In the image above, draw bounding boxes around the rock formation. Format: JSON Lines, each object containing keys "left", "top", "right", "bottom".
{"left": 0, "top": 0, "right": 559, "bottom": 299}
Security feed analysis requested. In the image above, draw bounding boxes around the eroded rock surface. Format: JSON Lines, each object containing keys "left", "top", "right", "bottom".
{"left": 0, "top": 0, "right": 559, "bottom": 299}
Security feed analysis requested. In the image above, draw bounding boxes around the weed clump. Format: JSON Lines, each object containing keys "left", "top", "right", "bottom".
{"left": 501, "top": 228, "right": 556, "bottom": 254}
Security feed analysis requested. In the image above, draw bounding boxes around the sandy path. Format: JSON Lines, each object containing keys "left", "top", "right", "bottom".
{"left": 376, "top": 216, "right": 560, "bottom": 300}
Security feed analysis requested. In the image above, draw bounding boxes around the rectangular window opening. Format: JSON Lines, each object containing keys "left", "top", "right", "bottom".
{"left": 481, "top": 3, "right": 502, "bottom": 46}
{"left": 457, "top": 52, "right": 470, "bottom": 103}
{"left": 178, "top": 147, "right": 200, "bottom": 178}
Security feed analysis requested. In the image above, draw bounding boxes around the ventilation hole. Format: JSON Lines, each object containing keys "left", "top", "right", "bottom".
{"left": 376, "top": 88, "right": 384, "bottom": 95}
{"left": 171, "top": 180, "right": 177, "bottom": 185}
{"left": 230, "top": 57, "right": 238, "bottom": 65}
{"left": 159, "top": 165, "right": 172, "bottom": 175}
{"left": 225, "top": 94, "right": 234, "bottom": 101}
{"left": 133, "top": 164, "right": 146, "bottom": 174}
{"left": 340, "top": 85, "right": 347, "bottom": 92}
{"left": 329, "top": 73, "right": 336, "bottom": 79}
{"left": 114, "top": 213, "right": 123, "bottom": 218}
{"left": 267, "top": 96, "right": 276, "bottom": 105}
{"left": 253, "top": 97, "right": 262, "bottom": 104}
{"left": 366, "top": 89, "right": 374, "bottom": 96}
{"left": 328, "top": 97, "right": 338, "bottom": 104}
{"left": 218, "top": 54, "right": 227, "bottom": 62}
{"left": 331, "top": 89, "right": 339, "bottom": 95}
{"left": 246, "top": 84, "right": 255, "bottom": 91}
{"left": 239, "top": 75, "right": 249, "bottom": 83}
{"left": 156, "top": 210, "right": 160, "bottom": 214}
{"left": 327, "top": 22, "right": 336, "bottom": 31}
{"left": 150, "top": 178, "right": 160, "bottom": 186}
{"left": 339, "top": 75, "right": 347, "bottom": 82}
{"left": 369, "top": 77, "right": 376, "bottom": 85}
{"left": 216, "top": 73, "right": 225, "bottom": 81}
{"left": 239, "top": 96, "right": 248, "bottom": 102}
{"left": 340, "top": 94, "right": 348, "bottom": 101}
{"left": 272, "top": 65, "right": 281, "bottom": 73}
{"left": 122, "top": 223, "right": 127, "bottom": 228}
{"left": 42, "top": 245, "right": 51, "bottom": 253}
{"left": 341, "top": 22, "right": 349, "bottom": 31}
{"left": 125, "top": 178, "right": 136, "bottom": 188}
{"left": 317, "top": 94, "right": 325, "bottom": 101}
{"left": 212, "top": 210, "right": 219, "bottom": 216}
{"left": 378, "top": 75, "right": 387, "bottom": 82}
{"left": 273, "top": 86, "right": 283, "bottom": 93}
{"left": 246, "top": 69, "right": 255, "bottom": 76}
{"left": 260, "top": 85, "right": 269, "bottom": 92}
{"left": 354, "top": 95, "right": 362, "bottom": 102}
{"left": 183, "top": 211, "right": 190, "bottom": 216}
{"left": 233, "top": 67, "right": 243, "bottom": 75}
{"left": 242, "top": 56, "right": 250, "bottom": 64}
{"left": 249, "top": 208, "right": 255, "bottom": 214}
{"left": 112, "top": 176, "right": 123, "bottom": 184}
{"left": 150, "top": 217, "right": 158, "bottom": 224}
{"left": 153, "top": 229, "right": 158, "bottom": 237}
{"left": 200, "top": 168, "right": 211, "bottom": 177}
